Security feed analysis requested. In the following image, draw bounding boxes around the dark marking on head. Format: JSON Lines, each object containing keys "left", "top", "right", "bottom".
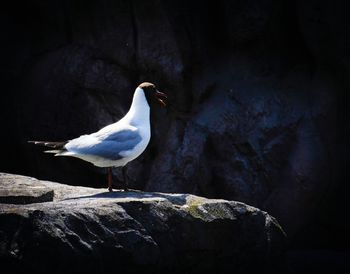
{"left": 138, "top": 82, "right": 167, "bottom": 107}
{"left": 138, "top": 82, "right": 155, "bottom": 90}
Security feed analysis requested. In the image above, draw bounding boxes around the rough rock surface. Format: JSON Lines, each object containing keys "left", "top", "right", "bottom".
{"left": 1, "top": 0, "right": 345, "bottom": 242}
{"left": 0, "top": 173, "right": 286, "bottom": 274}
{"left": 0, "top": 174, "right": 54, "bottom": 204}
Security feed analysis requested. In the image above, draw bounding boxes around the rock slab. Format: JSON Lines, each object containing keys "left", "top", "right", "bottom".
{"left": 0, "top": 174, "right": 54, "bottom": 204}
{"left": 0, "top": 173, "right": 286, "bottom": 274}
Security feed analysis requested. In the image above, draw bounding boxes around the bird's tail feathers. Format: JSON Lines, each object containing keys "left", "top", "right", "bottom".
{"left": 44, "top": 150, "right": 64, "bottom": 154}
{"left": 28, "top": 140, "right": 67, "bottom": 149}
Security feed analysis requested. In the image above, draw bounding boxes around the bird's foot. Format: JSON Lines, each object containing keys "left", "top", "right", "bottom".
{"left": 108, "top": 187, "right": 113, "bottom": 192}
{"left": 123, "top": 187, "right": 129, "bottom": 192}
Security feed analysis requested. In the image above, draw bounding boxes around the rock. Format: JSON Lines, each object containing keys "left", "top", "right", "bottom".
{"left": 0, "top": 174, "right": 54, "bottom": 204}
{"left": 0, "top": 173, "right": 286, "bottom": 274}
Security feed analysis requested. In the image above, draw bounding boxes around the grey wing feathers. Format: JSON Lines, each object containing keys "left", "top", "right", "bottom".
{"left": 101, "top": 129, "right": 141, "bottom": 142}
{"left": 66, "top": 129, "right": 142, "bottom": 160}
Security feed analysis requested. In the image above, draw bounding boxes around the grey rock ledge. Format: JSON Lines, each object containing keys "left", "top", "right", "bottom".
{"left": 0, "top": 173, "right": 286, "bottom": 274}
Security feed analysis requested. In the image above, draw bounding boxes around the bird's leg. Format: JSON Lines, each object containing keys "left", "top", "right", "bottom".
{"left": 107, "top": 167, "right": 113, "bottom": 192}
{"left": 122, "top": 166, "right": 129, "bottom": 191}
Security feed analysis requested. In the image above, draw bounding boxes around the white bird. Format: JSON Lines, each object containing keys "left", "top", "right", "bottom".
{"left": 29, "top": 82, "right": 167, "bottom": 192}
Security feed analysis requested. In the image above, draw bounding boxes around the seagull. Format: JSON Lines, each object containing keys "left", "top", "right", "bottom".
{"left": 29, "top": 82, "right": 167, "bottom": 192}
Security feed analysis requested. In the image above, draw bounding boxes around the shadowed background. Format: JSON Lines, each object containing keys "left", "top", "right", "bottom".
{"left": 1, "top": 0, "right": 348, "bottom": 272}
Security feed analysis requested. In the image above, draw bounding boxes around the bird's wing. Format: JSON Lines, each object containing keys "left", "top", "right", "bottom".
{"left": 65, "top": 128, "right": 142, "bottom": 160}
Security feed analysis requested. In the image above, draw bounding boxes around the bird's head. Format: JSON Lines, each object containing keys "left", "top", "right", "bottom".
{"left": 138, "top": 82, "right": 167, "bottom": 108}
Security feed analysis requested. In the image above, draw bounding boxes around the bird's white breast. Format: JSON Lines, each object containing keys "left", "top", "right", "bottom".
{"left": 117, "top": 87, "right": 151, "bottom": 163}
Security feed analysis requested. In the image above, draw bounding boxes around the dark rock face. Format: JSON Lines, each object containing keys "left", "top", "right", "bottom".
{"left": 1, "top": 0, "right": 345, "bottom": 242}
{"left": 0, "top": 173, "right": 286, "bottom": 274}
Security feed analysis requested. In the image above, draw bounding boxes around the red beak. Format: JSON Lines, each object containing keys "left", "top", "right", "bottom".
{"left": 155, "top": 90, "right": 167, "bottom": 107}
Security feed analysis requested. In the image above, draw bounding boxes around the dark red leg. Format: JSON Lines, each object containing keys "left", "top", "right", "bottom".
{"left": 122, "top": 166, "right": 129, "bottom": 191}
{"left": 107, "top": 167, "right": 113, "bottom": 192}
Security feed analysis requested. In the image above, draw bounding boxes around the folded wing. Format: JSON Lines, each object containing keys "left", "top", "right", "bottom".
{"left": 64, "top": 128, "right": 142, "bottom": 160}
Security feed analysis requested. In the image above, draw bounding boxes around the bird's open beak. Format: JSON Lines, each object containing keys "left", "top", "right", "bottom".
{"left": 154, "top": 90, "right": 167, "bottom": 107}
